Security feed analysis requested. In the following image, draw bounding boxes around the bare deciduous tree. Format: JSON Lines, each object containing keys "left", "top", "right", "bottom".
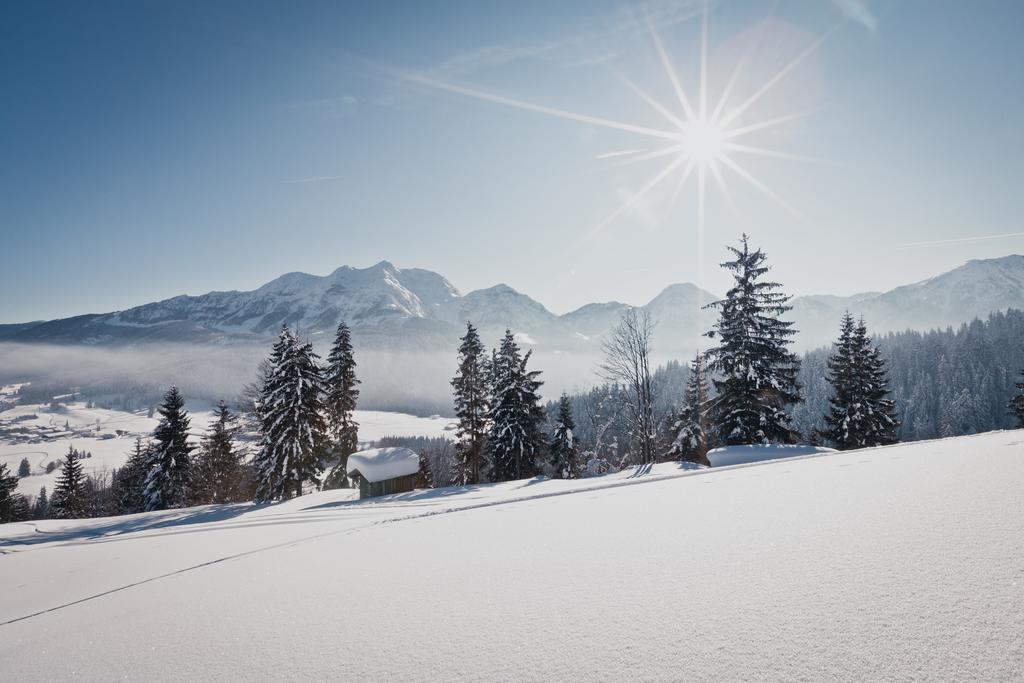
{"left": 599, "top": 308, "right": 657, "bottom": 465}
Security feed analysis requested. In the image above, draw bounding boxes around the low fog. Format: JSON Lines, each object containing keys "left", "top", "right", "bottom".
{"left": 0, "top": 342, "right": 621, "bottom": 416}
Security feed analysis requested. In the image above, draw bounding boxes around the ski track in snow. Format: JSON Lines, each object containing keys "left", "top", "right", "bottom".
{"left": 1, "top": 430, "right": 1023, "bottom": 680}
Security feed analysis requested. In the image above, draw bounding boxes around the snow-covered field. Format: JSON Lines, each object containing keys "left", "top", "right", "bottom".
{"left": 0, "top": 388, "right": 456, "bottom": 498}
{"left": 1, "top": 430, "right": 1022, "bottom": 679}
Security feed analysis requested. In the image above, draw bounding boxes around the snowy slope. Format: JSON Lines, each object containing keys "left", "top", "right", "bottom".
{"left": 1, "top": 430, "right": 1022, "bottom": 679}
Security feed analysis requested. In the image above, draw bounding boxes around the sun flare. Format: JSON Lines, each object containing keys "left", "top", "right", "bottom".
{"left": 406, "top": 3, "right": 832, "bottom": 242}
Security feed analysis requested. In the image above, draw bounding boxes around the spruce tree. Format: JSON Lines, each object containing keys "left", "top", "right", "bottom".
{"left": 253, "top": 326, "right": 327, "bottom": 502}
{"left": 667, "top": 353, "right": 711, "bottom": 465}
{"left": 549, "top": 394, "right": 579, "bottom": 479}
{"left": 488, "top": 330, "right": 546, "bottom": 482}
{"left": 0, "top": 462, "right": 19, "bottom": 523}
{"left": 18, "top": 457, "right": 30, "bottom": 478}
{"left": 116, "top": 437, "right": 149, "bottom": 514}
{"left": 704, "top": 235, "right": 801, "bottom": 445}
{"left": 323, "top": 321, "right": 360, "bottom": 488}
{"left": 143, "top": 386, "right": 194, "bottom": 511}
{"left": 451, "top": 322, "right": 490, "bottom": 485}
{"left": 9, "top": 493, "right": 30, "bottom": 523}
{"left": 33, "top": 486, "right": 49, "bottom": 520}
{"left": 50, "top": 446, "right": 87, "bottom": 519}
{"left": 416, "top": 452, "right": 434, "bottom": 489}
{"left": 194, "top": 401, "right": 245, "bottom": 503}
{"left": 1008, "top": 367, "right": 1024, "bottom": 428}
{"left": 824, "top": 314, "right": 900, "bottom": 449}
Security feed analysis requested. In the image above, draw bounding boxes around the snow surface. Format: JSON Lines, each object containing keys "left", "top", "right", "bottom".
{"left": 347, "top": 446, "right": 420, "bottom": 483}
{"left": 1, "top": 430, "right": 1023, "bottom": 679}
{"left": 708, "top": 443, "right": 837, "bottom": 467}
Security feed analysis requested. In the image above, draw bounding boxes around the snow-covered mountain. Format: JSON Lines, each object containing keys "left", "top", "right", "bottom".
{"left": 792, "top": 254, "right": 1024, "bottom": 346}
{"left": 2, "top": 255, "right": 1022, "bottom": 354}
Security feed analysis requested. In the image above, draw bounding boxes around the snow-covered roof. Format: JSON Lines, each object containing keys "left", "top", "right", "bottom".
{"left": 346, "top": 447, "right": 420, "bottom": 483}
{"left": 707, "top": 444, "right": 836, "bottom": 468}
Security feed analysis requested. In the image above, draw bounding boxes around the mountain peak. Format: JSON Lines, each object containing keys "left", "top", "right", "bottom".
{"left": 646, "top": 282, "right": 718, "bottom": 309}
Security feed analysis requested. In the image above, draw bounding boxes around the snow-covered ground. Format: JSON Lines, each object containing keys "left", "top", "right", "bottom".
{"left": 1, "top": 430, "right": 1022, "bottom": 679}
{"left": 0, "top": 399, "right": 215, "bottom": 498}
{"left": 0, "top": 389, "right": 456, "bottom": 498}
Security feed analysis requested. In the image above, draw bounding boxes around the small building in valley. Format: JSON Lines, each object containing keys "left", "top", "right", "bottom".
{"left": 347, "top": 447, "right": 420, "bottom": 499}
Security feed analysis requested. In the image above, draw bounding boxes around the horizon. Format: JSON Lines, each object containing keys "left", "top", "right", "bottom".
{"left": 4, "top": 1, "right": 1024, "bottom": 323}
{"left": 4, "top": 250, "right": 1024, "bottom": 325}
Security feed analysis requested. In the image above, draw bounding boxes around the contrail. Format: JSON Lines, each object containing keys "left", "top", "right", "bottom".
{"left": 895, "top": 231, "right": 1024, "bottom": 248}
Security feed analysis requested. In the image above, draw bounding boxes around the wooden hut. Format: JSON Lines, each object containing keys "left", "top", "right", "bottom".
{"left": 346, "top": 447, "right": 420, "bottom": 499}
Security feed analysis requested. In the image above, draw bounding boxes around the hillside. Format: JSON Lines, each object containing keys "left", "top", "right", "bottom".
{"left": 0, "top": 393, "right": 456, "bottom": 498}
{"left": 1, "top": 430, "right": 1021, "bottom": 679}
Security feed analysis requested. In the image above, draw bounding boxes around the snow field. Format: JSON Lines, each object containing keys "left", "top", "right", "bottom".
{"left": 0, "top": 430, "right": 1022, "bottom": 679}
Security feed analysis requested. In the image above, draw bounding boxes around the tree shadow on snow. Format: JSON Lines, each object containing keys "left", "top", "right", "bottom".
{"left": 0, "top": 503, "right": 257, "bottom": 549}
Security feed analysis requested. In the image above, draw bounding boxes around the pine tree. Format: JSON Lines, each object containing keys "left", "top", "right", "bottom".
{"left": 416, "top": 451, "right": 434, "bottom": 489}
{"left": 323, "top": 321, "right": 360, "bottom": 488}
{"left": 704, "top": 235, "right": 801, "bottom": 445}
{"left": 0, "top": 462, "right": 20, "bottom": 523}
{"left": 1009, "top": 366, "right": 1024, "bottom": 428}
{"left": 253, "top": 326, "right": 328, "bottom": 502}
{"left": 18, "top": 457, "right": 30, "bottom": 478}
{"left": 488, "top": 330, "right": 546, "bottom": 482}
{"left": 667, "top": 353, "right": 711, "bottom": 465}
{"left": 824, "top": 314, "right": 900, "bottom": 449}
{"left": 50, "top": 446, "right": 87, "bottom": 519}
{"left": 116, "top": 437, "right": 149, "bottom": 514}
{"left": 549, "top": 394, "right": 579, "bottom": 479}
{"left": 451, "top": 322, "right": 490, "bottom": 485}
{"left": 9, "top": 493, "right": 30, "bottom": 522}
{"left": 32, "top": 486, "right": 49, "bottom": 520}
{"left": 143, "top": 386, "right": 194, "bottom": 511}
{"left": 194, "top": 401, "right": 245, "bottom": 504}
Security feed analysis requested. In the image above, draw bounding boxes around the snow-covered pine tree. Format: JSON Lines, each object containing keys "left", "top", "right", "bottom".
{"left": 549, "top": 394, "right": 579, "bottom": 479}
{"left": 323, "top": 321, "right": 360, "bottom": 488}
{"left": 194, "top": 401, "right": 245, "bottom": 503}
{"left": 487, "top": 330, "right": 546, "bottom": 482}
{"left": 1008, "top": 366, "right": 1024, "bottom": 427}
{"left": 142, "top": 386, "right": 194, "bottom": 511}
{"left": 0, "top": 462, "right": 20, "bottom": 523}
{"left": 50, "top": 446, "right": 87, "bottom": 519}
{"left": 667, "top": 352, "right": 711, "bottom": 465}
{"left": 704, "top": 234, "right": 802, "bottom": 445}
{"left": 116, "top": 437, "right": 149, "bottom": 514}
{"left": 824, "top": 314, "right": 900, "bottom": 449}
{"left": 253, "top": 326, "right": 328, "bottom": 502}
{"left": 451, "top": 322, "right": 490, "bottom": 485}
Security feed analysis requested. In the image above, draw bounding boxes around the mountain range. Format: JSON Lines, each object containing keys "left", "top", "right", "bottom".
{"left": 2, "top": 255, "right": 1023, "bottom": 356}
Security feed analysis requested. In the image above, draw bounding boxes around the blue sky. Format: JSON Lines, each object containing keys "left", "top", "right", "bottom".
{"left": 3, "top": 0, "right": 1024, "bottom": 323}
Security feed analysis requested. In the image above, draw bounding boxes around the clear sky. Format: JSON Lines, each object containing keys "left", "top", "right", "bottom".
{"left": 3, "top": 0, "right": 1024, "bottom": 323}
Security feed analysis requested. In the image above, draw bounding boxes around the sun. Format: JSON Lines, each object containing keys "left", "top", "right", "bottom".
{"left": 678, "top": 118, "right": 726, "bottom": 169}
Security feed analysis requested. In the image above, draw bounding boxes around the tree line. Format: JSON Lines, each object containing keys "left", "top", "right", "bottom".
{"left": 3, "top": 235, "right": 1023, "bottom": 522}
{"left": 536, "top": 236, "right": 1024, "bottom": 471}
